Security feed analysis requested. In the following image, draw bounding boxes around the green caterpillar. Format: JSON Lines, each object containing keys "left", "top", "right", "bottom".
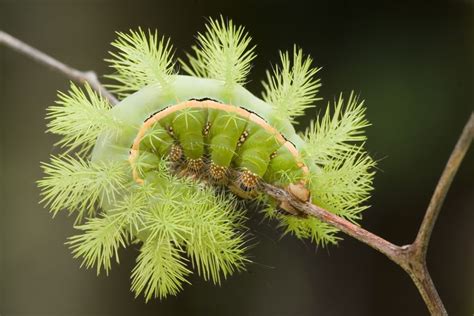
{"left": 101, "top": 79, "right": 310, "bottom": 213}
{"left": 38, "top": 16, "right": 375, "bottom": 300}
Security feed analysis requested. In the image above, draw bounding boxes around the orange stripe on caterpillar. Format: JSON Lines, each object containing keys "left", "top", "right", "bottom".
{"left": 129, "top": 99, "right": 310, "bottom": 205}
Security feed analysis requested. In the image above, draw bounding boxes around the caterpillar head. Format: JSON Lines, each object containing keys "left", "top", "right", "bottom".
{"left": 38, "top": 16, "right": 375, "bottom": 301}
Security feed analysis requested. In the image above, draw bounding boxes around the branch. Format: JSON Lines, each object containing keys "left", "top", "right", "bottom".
{"left": 0, "top": 30, "right": 118, "bottom": 105}
{"left": 262, "top": 183, "right": 447, "bottom": 315}
{"left": 262, "top": 183, "right": 402, "bottom": 261}
{"left": 263, "top": 112, "right": 473, "bottom": 315}
{"left": 414, "top": 113, "right": 474, "bottom": 257}
{"left": 3, "top": 31, "right": 472, "bottom": 315}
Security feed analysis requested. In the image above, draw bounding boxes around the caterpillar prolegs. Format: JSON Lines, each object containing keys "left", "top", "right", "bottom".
{"left": 39, "top": 17, "right": 375, "bottom": 300}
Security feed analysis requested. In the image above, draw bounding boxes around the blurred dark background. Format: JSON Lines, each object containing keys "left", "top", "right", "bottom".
{"left": 1, "top": 0, "right": 473, "bottom": 315}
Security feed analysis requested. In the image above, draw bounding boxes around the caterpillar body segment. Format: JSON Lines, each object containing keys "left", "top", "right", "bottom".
{"left": 121, "top": 95, "right": 311, "bottom": 208}
{"left": 138, "top": 123, "right": 174, "bottom": 157}
{"left": 92, "top": 76, "right": 302, "bottom": 162}
{"left": 206, "top": 106, "right": 248, "bottom": 174}
{"left": 233, "top": 113, "right": 282, "bottom": 178}
{"left": 158, "top": 102, "right": 207, "bottom": 160}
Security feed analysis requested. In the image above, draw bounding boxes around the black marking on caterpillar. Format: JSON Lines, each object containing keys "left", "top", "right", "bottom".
{"left": 189, "top": 97, "right": 220, "bottom": 103}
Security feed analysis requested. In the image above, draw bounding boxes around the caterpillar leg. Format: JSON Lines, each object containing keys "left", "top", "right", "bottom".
{"left": 209, "top": 162, "right": 229, "bottom": 183}
{"left": 228, "top": 169, "right": 260, "bottom": 199}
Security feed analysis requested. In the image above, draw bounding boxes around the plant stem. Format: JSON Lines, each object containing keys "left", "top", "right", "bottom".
{"left": 262, "top": 183, "right": 401, "bottom": 261}
{"left": 400, "top": 245, "right": 446, "bottom": 316}
{"left": 264, "top": 113, "right": 474, "bottom": 315}
{"left": 0, "top": 30, "right": 118, "bottom": 105}
{"left": 2, "top": 30, "right": 472, "bottom": 315}
{"left": 414, "top": 113, "right": 474, "bottom": 258}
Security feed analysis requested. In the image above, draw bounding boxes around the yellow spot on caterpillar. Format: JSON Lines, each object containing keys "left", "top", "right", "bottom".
{"left": 169, "top": 144, "right": 183, "bottom": 162}
{"left": 203, "top": 121, "right": 211, "bottom": 136}
{"left": 209, "top": 163, "right": 228, "bottom": 182}
{"left": 187, "top": 157, "right": 205, "bottom": 172}
{"left": 237, "top": 169, "right": 259, "bottom": 192}
{"left": 236, "top": 130, "right": 249, "bottom": 147}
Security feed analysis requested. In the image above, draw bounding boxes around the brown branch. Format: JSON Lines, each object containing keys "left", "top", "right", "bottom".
{"left": 0, "top": 30, "right": 118, "bottom": 105}
{"left": 262, "top": 183, "right": 401, "bottom": 262}
{"left": 3, "top": 31, "right": 473, "bottom": 315}
{"left": 414, "top": 113, "right": 474, "bottom": 257}
{"left": 263, "top": 183, "right": 448, "bottom": 315}
{"left": 263, "top": 112, "right": 474, "bottom": 315}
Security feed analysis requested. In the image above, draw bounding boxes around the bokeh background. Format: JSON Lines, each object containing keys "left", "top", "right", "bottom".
{"left": 1, "top": 0, "right": 473, "bottom": 315}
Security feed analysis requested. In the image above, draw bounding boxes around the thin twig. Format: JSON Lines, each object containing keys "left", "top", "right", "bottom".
{"left": 414, "top": 113, "right": 474, "bottom": 258}
{"left": 2, "top": 30, "right": 472, "bottom": 315}
{"left": 0, "top": 30, "right": 118, "bottom": 105}
{"left": 262, "top": 182, "right": 448, "bottom": 315}
{"left": 262, "top": 183, "right": 402, "bottom": 262}
{"left": 263, "top": 113, "right": 474, "bottom": 315}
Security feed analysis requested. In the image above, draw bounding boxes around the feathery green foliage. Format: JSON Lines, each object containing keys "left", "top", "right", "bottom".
{"left": 46, "top": 82, "right": 122, "bottom": 154}
{"left": 62, "top": 157, "right": 249, "bottom": 299}
{"left": 300, "top": 93, "right": 375, "bottom": 222}
{"left": 142, "top": 202, "right": 192, "bottom": 248}
{"left": 302, "top": 92, "right": 370, "bottom": 165}
{"left": 183, "top": 189, "right": 248, "bottom": 284}
{"left": 128, "top": 171, "right": 248, "bottom": 299}
{"left": 269, "top": 93, "right": 374, "bottom": 238}
{"left": 38, "top": 155, "right": 128, "bottom": 222}
{"left": 68, "top": 184, "right": 157, "bottom": 276}
{"left": 68, "top": 213, "right": 129, "bottom": 275}
{"left": 131, "top": 237, "right": 191, "bottom": 301}
{"left": 180, "top": 16, "right": 256, "bottom": 87}
{"left": 261, "top": 202, "right": 340, "bottom": 246}
{"left": 262, "top": 46, "right": 321, "bottom": 123}
{"left": 109, "top": 186, "right": 152, "bottom": 232}
{"left": 106, "top": 28, "right": 176, "bottom": 98}
{"left": 310, "top": 148, "right": 376, "bottom": 221}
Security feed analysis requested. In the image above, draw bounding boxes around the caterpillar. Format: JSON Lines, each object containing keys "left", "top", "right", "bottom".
{"left": 38, "top": 16, "right": 375, "bottom": 301}
{"left": 108, "top": 81, "right": 310, "bottom": 215}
